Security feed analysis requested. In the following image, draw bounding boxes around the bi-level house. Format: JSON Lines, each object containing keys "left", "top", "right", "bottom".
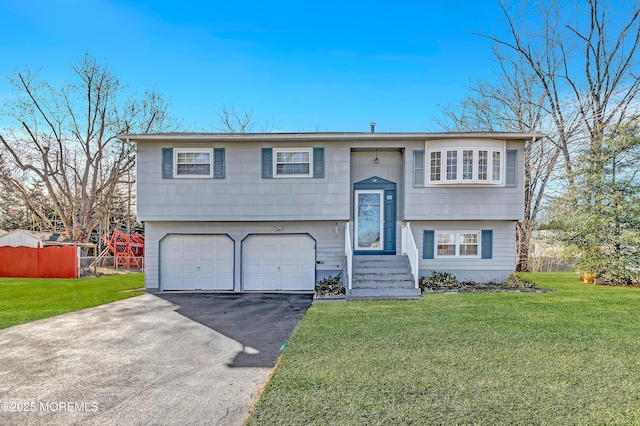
{"left": 121, "top": 131, "right": 542, "bottom": 299}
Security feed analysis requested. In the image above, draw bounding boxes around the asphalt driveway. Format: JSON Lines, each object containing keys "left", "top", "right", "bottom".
{"left": 0, "top": 292, "right": 313, "bottom": 426}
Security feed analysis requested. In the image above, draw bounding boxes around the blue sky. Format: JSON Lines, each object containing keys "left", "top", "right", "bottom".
{"left": 0, "top": 0, "right": 508, "bottom": 132}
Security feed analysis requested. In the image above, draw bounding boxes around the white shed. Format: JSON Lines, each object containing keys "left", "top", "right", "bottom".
{"left": 0, "top": 230, "right": 75, "bottom": 248}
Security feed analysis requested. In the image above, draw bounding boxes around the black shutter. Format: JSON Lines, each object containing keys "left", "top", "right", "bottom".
{"left": 506, "top": 150, "right": 517, "bottom": 186}
{"left": 414, "top": 150, "right": 425, "bottom": 185}
{"left": 214, "top": 148, "right": 225, "bottom": 178}
{"left": 423, "top": 230, "right": 435, "bottom": 259}
{"left": 313, "top": 147, "right": 325, "bottom": 178}
{"left": 162, "top": 148, "right": 173, "bottom": 179}
{"left": 481, "top": 230, "right": 493, "bottom": 259}
{"left": 262, "top": 148, "right": 273, "bottom": 178}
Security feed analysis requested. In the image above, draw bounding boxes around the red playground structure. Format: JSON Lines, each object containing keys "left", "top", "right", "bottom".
{"left": 100, "top": 230, "right": 145, "bottom": 269}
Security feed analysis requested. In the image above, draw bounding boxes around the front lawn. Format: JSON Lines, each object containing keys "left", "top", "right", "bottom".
{"left": 0, "top": 274, "right": 144, "bottom": 330}
{"left": 249, "top": 273, "right": 640, "bottom": 425}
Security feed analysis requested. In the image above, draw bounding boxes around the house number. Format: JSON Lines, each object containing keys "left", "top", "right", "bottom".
{"left": 372, "top": 178, "right": 377, "bottom": 182}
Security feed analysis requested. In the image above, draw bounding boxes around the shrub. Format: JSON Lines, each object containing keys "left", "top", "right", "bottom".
{"left": 315, "top": 274, "right": 345, "bottom": 296}
{"left": 419, "top": 271, "right": 460, "bottom": 292}
{"left": 501, "top": 274, "right": 537, "bottom": 289}
{"left": 419, "top": 272, "right": 540, "bottom": 293}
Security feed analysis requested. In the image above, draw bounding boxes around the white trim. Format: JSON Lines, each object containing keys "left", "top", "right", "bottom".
{"left": 273, "top": 148, "right": 313, "bottom": 178}
{"left": 119, "top": 132, "right": 546, "bottom": 143}
{"left": 173, "top": 148, "right": 213, "bottom": 178}
{"left": 435, "top": 231, "right": 481, "bottom": 258}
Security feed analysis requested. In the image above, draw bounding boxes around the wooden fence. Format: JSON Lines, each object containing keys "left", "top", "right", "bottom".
{"left": 0, "top": 245, "right": 78, "bottom": 278}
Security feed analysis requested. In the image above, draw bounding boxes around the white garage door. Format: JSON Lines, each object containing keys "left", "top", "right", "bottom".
{"left": 243, "top": 235, "right": 315, "bottom": 291}
{"left": 161, "top": 234, "right": 234, "bottom": 290}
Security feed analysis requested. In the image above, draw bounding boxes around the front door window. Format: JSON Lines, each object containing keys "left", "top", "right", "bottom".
{"left": 355, "top": 190, "right": 384, "bottom": 250}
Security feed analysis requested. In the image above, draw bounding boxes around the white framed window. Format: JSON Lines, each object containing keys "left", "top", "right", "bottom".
{"left": 174, "top": 148, "right": 212, "bottom": 178}
{"left": 462, "top": 149, "right": 474, "bottom": 181}
{"left": 274, "top": 148, "right": 312, "bottom": 177}
{"left": 430, "top": 151, "right": 441, "bottom": 182}
{"left": 477, "top": 150, "right": 488, "bottom": 181}
{"left": 436, "top": 231, "right": 480, "bottom": 257}
{"left": 492, "top": 151, "right": 501, "bottom": 182}
{"left": 446, "top": 150, "right": 458, "bottom": 180}
{"left": 427, "top": 148, "right": 504, "bottom": 184}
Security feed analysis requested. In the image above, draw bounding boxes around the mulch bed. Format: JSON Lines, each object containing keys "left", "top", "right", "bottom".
{"left": 422, "top": 283, "right": 554, "bottom": 294}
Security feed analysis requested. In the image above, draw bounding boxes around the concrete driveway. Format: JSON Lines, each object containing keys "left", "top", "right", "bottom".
{"left": 0, "top": 292, "right": 313, "bottom": 426}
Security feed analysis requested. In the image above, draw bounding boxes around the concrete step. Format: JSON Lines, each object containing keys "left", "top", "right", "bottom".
{"left": 353, "top": 273, "right": 414, "bottom": 281}
{"left": 353, "top": 255, "right": 410, "bottom": 264}
{"left": 352, "top": 282, "right": 416, "bottom": 289}
{"left": 347, "top": 287, "right": 422, "bottom": 300}
{"left": 348, "top": 254, "right": 420, "bottom": 300}
{"left": 353, "top": 255, "right": 408, "bottom": 261}
{"left": 353, "top": 260, "right": 410, "bottom": 268}
{"left": 352, "top": 263, "right": 411, "bottom": 274}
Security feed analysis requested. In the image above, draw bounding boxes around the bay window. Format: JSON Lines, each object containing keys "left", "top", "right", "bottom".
{"left": 427, "top": 147, "right": 504, "bottom": 184}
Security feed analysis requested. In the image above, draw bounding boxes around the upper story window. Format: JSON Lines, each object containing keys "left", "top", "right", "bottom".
{"left": 428, "top": 148, "right": 503, "bottom": 185}
{"left": 162, "top": 147, "right": 224, "bottom": 179}
{"left": 175, "top": 149, "right": 212, "bottom": 178}
{"left": 429, "top": 151, "right": 441, "bottom": 181}
{"left": 274, "top": 148, "right": 312, "bottom": 177}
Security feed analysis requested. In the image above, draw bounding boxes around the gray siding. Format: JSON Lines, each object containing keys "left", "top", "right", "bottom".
{"left": 144, "top": 221, "right": 347, "bottom": 290}
{"left": 137, "top": 142, "right": 351, "bottom": 221}
{"left": 350, "top": 150, "right": 404, "bottom": 218}
{"left": 409, "top": 220, "right": 516, "bottom": 282}
{"left": 137, "top": 138, "right": 526, "bottom": 223}
{"left": 403, "top": 140, "right": 525, "bottom": 221}
{"left": 349, "top": 150, "right": 404, "bottom": 253}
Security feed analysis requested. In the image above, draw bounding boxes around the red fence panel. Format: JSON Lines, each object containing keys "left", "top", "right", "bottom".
{"left": 0, "top": 246, "right": 77, "bottom": 278}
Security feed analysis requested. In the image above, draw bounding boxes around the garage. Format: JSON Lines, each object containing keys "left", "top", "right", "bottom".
{"left": 242, "top": 234, "right": 316, "bottom": 291}
{"left": 160, "top": 234, "right": 234, "bottom": 290}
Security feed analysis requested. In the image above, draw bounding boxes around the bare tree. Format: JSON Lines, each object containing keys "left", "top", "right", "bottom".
{"left": 214, "top": 103, "right": 275, "bottom": 133}
{"left": 486, "top": 0, "right": 640, "bottom": 181}
{"left": 437, "top": 0, "right": 640, "bottom": 270}
{"left": 437, "top": 54, "right": 561, "bottom": 271}
{"left": 0, "top": 53, "right": 177, "bottom": 241}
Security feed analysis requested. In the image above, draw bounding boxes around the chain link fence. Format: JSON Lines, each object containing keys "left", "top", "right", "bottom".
{"left": 79, "top": 256, "right": 144, "bottom": 277}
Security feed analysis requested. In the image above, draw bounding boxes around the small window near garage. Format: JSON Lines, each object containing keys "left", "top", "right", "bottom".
{"left": 459, "top": 233, "right": 479, "bottom": 255}
{"left": 274, "top": 149, "right": 312, "bottom": 177}
{"left": 174, "top": 149, "right": 212, "bottom": 178}
{"left": 424, "top": 229, "right": 492, "bottom": 259}
{"left": 436, "top": 231, "right": 480, "bottom": 257}
{"left": 437, "top": 233, "right": 456, "bottom": 256}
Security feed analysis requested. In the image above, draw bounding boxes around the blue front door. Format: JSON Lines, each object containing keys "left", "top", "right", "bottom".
{"left": 383, "top": 190, "right": 396, "bottom": 252}
{"left": 353, "top": 176, "right": 397, "bottom": 255}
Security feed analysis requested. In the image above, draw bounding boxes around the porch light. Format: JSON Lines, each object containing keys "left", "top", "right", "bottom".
{"left": 374, "top": 150, "right": 379, "bottom": 164}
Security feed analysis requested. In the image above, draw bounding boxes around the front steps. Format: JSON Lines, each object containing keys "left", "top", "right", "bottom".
{"left": 347, "top": 255, "right": 422, "bottom": 301}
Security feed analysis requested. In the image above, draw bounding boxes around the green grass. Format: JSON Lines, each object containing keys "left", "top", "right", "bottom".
{"left": 0, "top": 274, "right": 144, "bottom": 330}
{"left": 249, "top": 273, "right": 640, "bottom": 425}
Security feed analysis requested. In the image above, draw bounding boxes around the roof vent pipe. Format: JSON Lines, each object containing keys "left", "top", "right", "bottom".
{"left": 369, "top": 122, "right": 376, "bottom": 133}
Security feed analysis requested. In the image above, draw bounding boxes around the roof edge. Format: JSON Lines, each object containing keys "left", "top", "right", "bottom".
{"left": 117, "top": 131, "right": 546, "bottom": 143}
